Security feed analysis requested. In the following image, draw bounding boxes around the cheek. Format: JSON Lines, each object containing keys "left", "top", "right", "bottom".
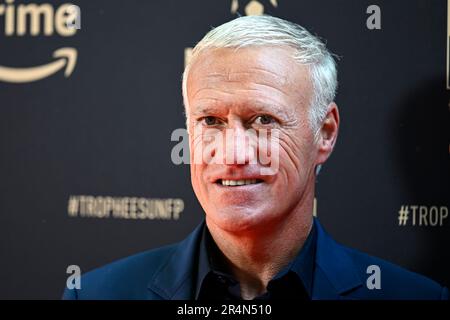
{"left": 277, "top": 130, "right": 316, "bottom": 178}
{"left": 189, "top": 133, "right": 207, "bottom": 196}
{"left": 190, "top": 164, "right": 210, "bottom": 210}
{"left": 190, "top": 163, "right": 205, "bottom": 190}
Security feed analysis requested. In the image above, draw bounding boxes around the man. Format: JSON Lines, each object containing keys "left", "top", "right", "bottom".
{"left": 63, "top": 15, "right": 448, "bottom": 300}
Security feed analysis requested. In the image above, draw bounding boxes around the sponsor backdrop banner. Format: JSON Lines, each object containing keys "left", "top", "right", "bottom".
{"left": 0, "top": 0, "right": 448, "bottom": 299}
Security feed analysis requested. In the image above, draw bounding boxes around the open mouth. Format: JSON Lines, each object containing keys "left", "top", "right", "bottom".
{"left": 216, "top": 179, "right": 263, "bottom": 186}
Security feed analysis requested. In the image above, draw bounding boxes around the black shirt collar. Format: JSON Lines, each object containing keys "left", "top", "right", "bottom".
{"left": 195, "top": 220, "right": 317, "bottom": 300}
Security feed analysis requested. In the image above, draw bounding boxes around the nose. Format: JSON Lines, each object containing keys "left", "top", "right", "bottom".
{"left": 221, "top": 123, "right": 257, "bottom": 166}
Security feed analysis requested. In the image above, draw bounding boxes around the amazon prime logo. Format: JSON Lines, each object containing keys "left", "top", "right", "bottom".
{"left": 0, "top": 1, "right": 80, "bottom": 83}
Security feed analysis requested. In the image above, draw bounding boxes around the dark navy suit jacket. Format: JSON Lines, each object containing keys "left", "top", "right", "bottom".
{"left": 63, "top": 218, "right": 448, "bottom": 300}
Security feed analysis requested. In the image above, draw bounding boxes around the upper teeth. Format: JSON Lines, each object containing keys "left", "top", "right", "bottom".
{"left": 221, "top": 179, "right": 258, "bottom": 186}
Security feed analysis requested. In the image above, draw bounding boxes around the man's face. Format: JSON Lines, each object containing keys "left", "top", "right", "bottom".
{"left": 186, "top": 47, "right": 323, "bottom": 233}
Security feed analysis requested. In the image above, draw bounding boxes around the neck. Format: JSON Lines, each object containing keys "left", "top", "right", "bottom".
{"left": 205, "top": 185, "right": 315, "bottom": 300}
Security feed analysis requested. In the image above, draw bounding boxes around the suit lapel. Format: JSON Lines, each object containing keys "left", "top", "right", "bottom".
{"left": 313, "top": 219, "right": 363, "bottom": 299}
{"left": 147, "top": 222, "right": 205, "bottom": 300}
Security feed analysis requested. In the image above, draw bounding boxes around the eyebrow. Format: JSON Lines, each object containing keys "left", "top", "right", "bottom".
{"left": 191, "top": 101, "right": 292, "bottom": 120}
{"left": 191, "top": 105, "right": 224, "bottom": 117}
{"left": 249, "top": 102, "right": 291, "bottom": 119}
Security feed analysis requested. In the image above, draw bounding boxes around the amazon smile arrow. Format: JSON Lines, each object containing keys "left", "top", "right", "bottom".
{"left": 0, "top": 47, "right": 77, "bottom": 83}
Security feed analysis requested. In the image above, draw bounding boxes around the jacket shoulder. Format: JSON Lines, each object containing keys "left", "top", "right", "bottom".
{"left": 62, "top": 244, "right": 178, "bottom": 300}
{"left": 341, "top": 244, "right": 448, "bottom": 299}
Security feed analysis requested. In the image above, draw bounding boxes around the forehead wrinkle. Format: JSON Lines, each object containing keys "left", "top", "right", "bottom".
{"left": 189, "top": 86, "right": 237, "bottom": 107}
{"left": 191, "top": 82, "right": 305, "bottom": 119}
{"left": 192, "top": 75, "right": 293, "bottom": 102}
{"left": 232, "top": 67, "right": 290, "bottom": 84}
{"left": 191, "top": 95, "right": 295, "bottom": 121}
{"left": 187, "top": 48, "right": 310, "bottom": 120}
{"left": 193, "top": 66, "right": 301, "bottom": 101}
{"left": 190, "top": 46, "right": 305, "bottom": 84}
{"left": 191, "top": 103, "right": 227, "bottom": 117}
{"left": 202, "top": 68, "right": 290, "bottom": 87}
{"left": 247, "top": 81, "right": 290, "bottom": 97}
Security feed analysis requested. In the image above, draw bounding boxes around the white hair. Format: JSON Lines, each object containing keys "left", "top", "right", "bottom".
{"left": 182, "top": 15, "right": 338, "bottom": 134}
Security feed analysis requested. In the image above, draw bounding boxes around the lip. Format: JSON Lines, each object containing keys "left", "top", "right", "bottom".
{"left": 211, "top": 177, "right": 267, "bottom": 204}
{"left": 207, "top": 168, "right": 274, "bottom": 187}
{"left": 213, "top": 180, "right": 266, "bottom": 190}
{"left": 210, "top": 174, "right": 269, "bottom": 191}
{"left": 213, "top": 176, "right": 264, "bottom": 182}
{"left": 210, "top": 172, "right": 269, "bottom": 183}
{"left": 216, "top": 178, "right": 264, "bottom": 187}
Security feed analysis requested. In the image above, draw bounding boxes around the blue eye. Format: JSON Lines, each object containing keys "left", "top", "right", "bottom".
{"left": 202, "top": 116, "right": 219, "bottom": 126}
{"left": 255, "top": 115, "right": 275, "bottom": 125}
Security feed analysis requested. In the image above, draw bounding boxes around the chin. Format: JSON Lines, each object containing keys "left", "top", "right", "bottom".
{"left": 206, "top": 205, "right": 278, "bottom": 233}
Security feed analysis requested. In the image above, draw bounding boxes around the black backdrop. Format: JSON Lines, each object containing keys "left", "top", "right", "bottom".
{"left": 0, "top": 0, "right": 448, "bottom": 299}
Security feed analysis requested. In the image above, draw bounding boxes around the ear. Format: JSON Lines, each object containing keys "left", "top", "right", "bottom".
{"left": 316, "top": 102, "right": 340, "bottom": 165}
{"left": 231, "top": 0, "right": 239, "bottom": 13}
